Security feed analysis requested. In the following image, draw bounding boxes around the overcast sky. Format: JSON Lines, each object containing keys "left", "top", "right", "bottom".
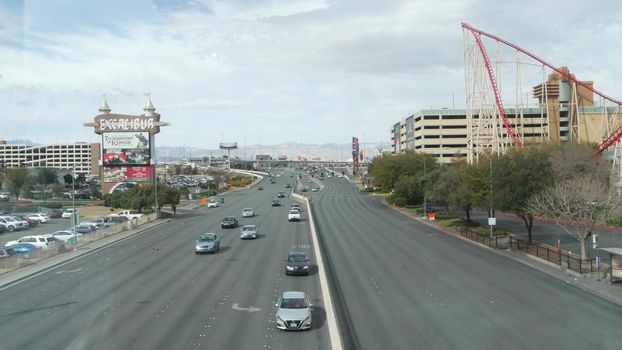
{"left": 1, "top": 0, "right": 621, "bottom": 148}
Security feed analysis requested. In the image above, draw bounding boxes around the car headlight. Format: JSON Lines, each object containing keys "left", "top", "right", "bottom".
{"left": 303, "top": 265, "right": 309, "bottom": 270}
{"left": 302, "top": 316, "right": 311, "bottom": 326}
{"left": 286, "top": 266, "right": 294, "bottom": 271}
{"left": 276, "top": 317, "right": 285, "bottom": 326}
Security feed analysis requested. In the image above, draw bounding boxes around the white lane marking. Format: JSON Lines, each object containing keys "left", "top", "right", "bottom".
{"left": 232, "top": 303, "right": 261, "bottom": 313}
{"left": 54, "top": 268, "right": 82, "bottom": 274}
{"left": 292, "top": 192, "right": 344, "bottom": 350}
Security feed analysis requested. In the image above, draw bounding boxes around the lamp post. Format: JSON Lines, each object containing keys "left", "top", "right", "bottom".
{"left": 71, "top": 166, "right": 78, "bottom": 251}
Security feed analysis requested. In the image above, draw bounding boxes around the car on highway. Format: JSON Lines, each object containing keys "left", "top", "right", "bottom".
{"left": 51, "top": 230, "right": 83, "bottom": 242}
{"left": 277, "top": 192, "right": 285, "bottom": 198}
{"left": 207, "top": 199, "right": 219, "bottom": 208}
{"left": 272, "top": 199, "right": 281, "bottom": 206}
{"left": 288, "top": 209, "right": 301, "bottom": 221}
{"left": 240, "top": 224, "right": 258, "bottom": 239}
{"left": 26, "top": 213, "right": 50, "bottom": 223}
{"left": 6, "top": 243, "right": 39, "bottom": 255}
{"left": 221, "top": 216, "right": 239, "bottom": 229}
{"left": 285, "top": 183, "right": 291, "bottom": 188}
{"left": 286, "top": 252, "right": 310, "bottom": 275}
{"left": 275, "top": 291, "right": 312, "bottom": 330}
{"left": 5, "top": 235, "right": 59, "bottom": 249}
{"left": 195, "top": 233, "right": 220, "bottom": 254}
{"left": 258, "top": 185, "right": 264, "bottom": 190}
{"left": 311, "top": 187, "right": 318, "bottom": 192}
{"left": 291, "top": 202, "right": 301, "bottom": 211}
{"left": 242, "top": 208, "right": 255, "bottom": 217}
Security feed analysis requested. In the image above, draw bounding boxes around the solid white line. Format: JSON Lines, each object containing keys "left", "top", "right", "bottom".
{"left": 292, "top": 192, "right": 343, "bottom": 350}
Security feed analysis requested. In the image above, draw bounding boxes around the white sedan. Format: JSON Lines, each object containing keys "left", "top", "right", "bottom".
{"left": 5, "top": 235, "right": 58, "bottom": 249}
{"left": 288, "top": 209, "right": 301, "bottom": 222}
{"left": 51, "top": 230, "right": 83, "bottom": 242}
{"left": 242, "top": 208, "right": 255, "bottom": 217}
{"left": 207, "top": 199, "right": 219, "bottom": 208}
{"left": 26, "top": 213, "right": 50, "bottom": 223}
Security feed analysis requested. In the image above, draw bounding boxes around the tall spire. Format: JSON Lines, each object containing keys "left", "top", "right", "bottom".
{"left": 144, "top": 93, "right": 155, "bottom": 116}
{"left": 99, "top": 95, "right": 111, "bottom": 114}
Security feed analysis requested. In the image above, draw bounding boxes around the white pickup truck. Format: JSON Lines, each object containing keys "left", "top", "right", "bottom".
{"left": 112, "top": 210, "right": 144, "bottom": 222}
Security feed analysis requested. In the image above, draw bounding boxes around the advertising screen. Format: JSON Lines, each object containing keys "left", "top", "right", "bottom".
{"left": 103, "top": 148, "right": 150, "bottom": 166}
{"left": 103, "top": 132, "right": 150, "bottom": 149}
{"left": 103, "top": 166, "right": 152, "bottom": 183}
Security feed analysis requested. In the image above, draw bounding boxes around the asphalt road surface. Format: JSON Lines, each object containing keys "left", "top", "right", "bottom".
{"left": 313, "top": 176, "right": 622, "bottom": 350}
{"left": 0, "top": 173, "right": 330, "bottom": 349}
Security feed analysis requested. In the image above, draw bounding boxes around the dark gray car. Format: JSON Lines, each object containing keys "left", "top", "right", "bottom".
{"left": 286, "top": 252, "right": 310, "bottom": 275}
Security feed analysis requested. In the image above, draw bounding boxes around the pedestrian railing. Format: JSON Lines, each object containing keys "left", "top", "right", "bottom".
{"left": 458, "top": 227, "right": 598, "bottom": 274}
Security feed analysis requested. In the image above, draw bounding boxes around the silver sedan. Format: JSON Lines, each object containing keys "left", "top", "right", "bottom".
{"left": 275, "top": 291, "right": 312, "bottom": 330}
{"left": 240, "top": 225, "right": 258, "bottom": 239}
{"left": 195, "top": 233, "right": 220, "bottom": 254}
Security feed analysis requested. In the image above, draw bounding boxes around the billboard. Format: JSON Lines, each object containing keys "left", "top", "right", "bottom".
{"left": 352, "top": 137, "right": 359, "bottom": 157}
{"left": 103, "top": 166, "right": 152, "bottom": 183}
{"left": 103, "top": 132, "right": 150, "bottom": 149}
{"left": 405, "top": 116, "right": 414, "bottom": 150}
{"left": 103, "top": 148, "right": 150, "bottom": 166}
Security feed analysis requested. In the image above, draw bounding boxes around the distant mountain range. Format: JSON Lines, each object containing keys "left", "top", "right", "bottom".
{"left": 156, "top": 142, "right": 390, "bottom": 162}
{"left": 1, "top": 139, "right": 389, "bottom": 162}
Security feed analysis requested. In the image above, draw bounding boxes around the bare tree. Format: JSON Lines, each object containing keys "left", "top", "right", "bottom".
{"left": 526, "top": 176, "right": 622, "bottom": 259}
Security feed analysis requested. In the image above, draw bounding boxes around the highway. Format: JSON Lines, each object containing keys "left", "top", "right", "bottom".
{"left": 0, "top": 173, "right": 330, "bottom": 349}
{"left": 312, "top": 176, "right": 622, "bottom": 350}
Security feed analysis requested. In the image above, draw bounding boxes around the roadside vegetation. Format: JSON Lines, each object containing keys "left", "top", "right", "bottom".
{"left": 226, "top": 174, "right": 255, "bottom": 188}
{"left": 103, "top": 185, "right": 182, "bottom": 213}
{"left": 369, "top": 143, "right": 622, "bottom": 259}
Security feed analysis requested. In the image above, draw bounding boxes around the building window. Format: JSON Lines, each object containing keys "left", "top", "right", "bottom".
{"left": 441, "top": 115, "right": 466, "bottom": 120}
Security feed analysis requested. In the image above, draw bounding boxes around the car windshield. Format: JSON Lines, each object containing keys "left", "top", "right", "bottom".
{"left": 242, "top": 226, "right": 255, "bottom": 231}
{"left": 199, "top": 235, "right": 214, "bottom": 242}
{"left": 280, "top": 298, "right": 307, "bottom": 309}
{"left": 288, "top": 255, "right": 307, "bottom": 263}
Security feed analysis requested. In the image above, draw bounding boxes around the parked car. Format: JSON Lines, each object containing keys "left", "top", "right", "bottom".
{"left": 195, "top": 233, "right": 220, "bottom": 254}
{"left": 221, "top": 216, "right": 238, "bottom": 229}
{"left": 62, "top": 208, "right": 78, "bottom": 219}
{"left": 47, "top": 209, "right": 64, "bottom": 219}
{"left": 5, "top": 235, "right": 58, "bottom": 249}
{"left": 242, "top": 208, "right": 255, "bottom": 218}
{"left": 0, "top": 222, "right": 7, "bottom": 233}
{"left": 240, "top": 225, "right": 258, "bottom": 239}
{"left": 6, "top": 243, "right": 39, "bottom": 255}
{"left": 0, "top": 216, "right": 26, "bottom": 231}
{"left": 51, "top": 230, "right": 83, "bottom": 242}
{"left": 288, "top": 209, "right": 301, "bottom": 221}
{"left": 70, "top": 225, "right": 97, "bottom": 234}
{"left": 0, "top": 192, "right": 10, "bottom": 201}
{"left": 275, "top": 291, "right": 312, "bottom": 330}
{"left": 0, "top": 247, "right": 17, "bottom": 259}
{"left": 15, "top": 216, "right": 37, "bottom": 227}
{"left": 26, "top": 213, "right": 50, "bottom": 223}
{"left": 286, "top": 252, "right": 310, "bottom": 275}
{"left": 106, "top": 215, "right": 129, "bottom": 224}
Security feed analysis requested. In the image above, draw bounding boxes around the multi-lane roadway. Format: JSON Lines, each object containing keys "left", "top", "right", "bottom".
{"left": 0, "top": 172, "right": 329, "bottom": 349}
{"left": 1, "top": 169, "right": 622, "bottom": 349}
{"left": 313, "top": 175, "right": 622, "bottom": 349}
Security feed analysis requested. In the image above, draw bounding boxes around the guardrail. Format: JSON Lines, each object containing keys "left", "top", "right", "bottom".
{"left": 0, "top": 213, "right": 158, "bottom": 273}
{"left": 457, "top": 227, "right": 600, "bottom": 274}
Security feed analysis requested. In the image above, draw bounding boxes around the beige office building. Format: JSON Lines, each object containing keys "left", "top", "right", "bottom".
{"left": 0, "top": 141, "right": 100, "bottom": 175}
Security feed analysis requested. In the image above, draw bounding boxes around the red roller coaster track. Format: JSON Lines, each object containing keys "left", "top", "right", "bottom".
{"left": 462, "top": 22, "right": 622, "bottom": 155}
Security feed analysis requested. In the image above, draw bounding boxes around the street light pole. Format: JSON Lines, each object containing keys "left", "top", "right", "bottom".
{"left": 423, "top": 158, "right": 427, "bottom": 220}
{"left": 71, "top": 166, "right": 77, "bottom": 251}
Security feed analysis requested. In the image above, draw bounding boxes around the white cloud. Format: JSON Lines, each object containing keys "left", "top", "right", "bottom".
{"left": 0, "top": 0, "right": 621, "bottom": 149}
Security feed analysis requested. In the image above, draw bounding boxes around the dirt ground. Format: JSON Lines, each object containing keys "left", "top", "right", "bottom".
{"left": 78, "top": 205, "right": 119, "bottom": 217}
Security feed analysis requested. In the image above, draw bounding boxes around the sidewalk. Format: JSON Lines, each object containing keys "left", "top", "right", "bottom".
{"left": 390, "top": 204, "right": 622, "bottom": 307}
